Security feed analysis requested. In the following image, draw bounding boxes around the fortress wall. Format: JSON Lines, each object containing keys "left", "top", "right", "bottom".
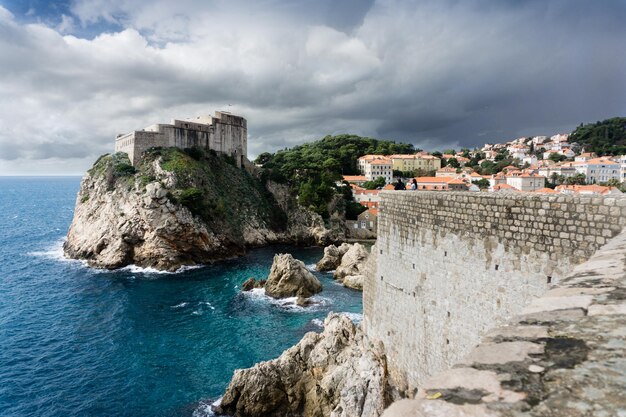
{"left": 129, "top": 131, "right": 167, "bottom": 166}
{"left": 364, "top": 191, "right": 626, "bottom": 394}
{"left": 116, "top": 112, "right": 248, "bottom": 167}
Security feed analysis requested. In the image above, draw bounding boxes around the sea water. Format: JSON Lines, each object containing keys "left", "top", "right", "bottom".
{"left": 0, "top": 177, "right": 363, "bottom": 417}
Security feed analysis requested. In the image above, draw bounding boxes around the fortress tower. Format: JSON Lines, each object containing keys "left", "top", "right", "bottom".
{"left": 114, "top": 111, "right": 247, "bottom": 167}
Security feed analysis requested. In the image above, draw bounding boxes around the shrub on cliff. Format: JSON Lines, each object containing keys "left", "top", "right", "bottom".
{"left": 139, "top": 147, "right": 288, "bottom": 234}
{"left": 178, "top": 187, "right": 205, "bottom": 215}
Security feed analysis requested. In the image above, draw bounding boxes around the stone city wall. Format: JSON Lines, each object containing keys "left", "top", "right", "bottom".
{"left": 364, "top": 191, "right": 626, "bottom": 395}
{"left": 382, "top": 227, "right": 626, "bottom": 416}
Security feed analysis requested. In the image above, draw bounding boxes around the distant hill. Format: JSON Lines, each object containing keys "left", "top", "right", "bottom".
{"left": 570, "top": 117, "right": 626, "bottom": 155}
{"left": 257, "top": 134, "right": 416, "bottom": 216}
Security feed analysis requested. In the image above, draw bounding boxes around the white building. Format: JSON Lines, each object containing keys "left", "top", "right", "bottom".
{"left": 620, "top": 155, "right": 626, "bottom": 183}
{"left": 506, "top": 173, "right": 546, "bottom": 192}
{"left": 537, "top": 162, "right": 577, "bottom": 179}
{"left": 523, "top": 155, "right": 538, "bottom": 165}
{"left": 358, "top": 156, "right": 393, "bottom": 183}
{"left": 574, "top": 158, "right": 620, "bottom": 184}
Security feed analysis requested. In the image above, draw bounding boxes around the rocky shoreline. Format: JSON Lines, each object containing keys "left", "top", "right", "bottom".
{"left": 215, "top": 313, "right": 388, "bottom": 417}
{"left": 63, "top": 150, "right": 344, "bottom": 271}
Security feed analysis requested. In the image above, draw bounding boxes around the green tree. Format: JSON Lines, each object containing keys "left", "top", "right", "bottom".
{"left": 362, "top": 176, "right": 386, "bottom": 190}
{"left": 570, "top": 117, "right": 626, "bottom": 155}
{"left": 472, "top": 178, "right": 490, "bottom": 189}
{"left": 565, "top": 173, "right": 586, "bottom": 185}
{"left": 254, "top": 152, "right": 273, "bottom": 165}
{"left": 548, "top": 153, "right": 567, "bottom": 163}
{"left": 447, "top": 158, "right": 460, "bottom": 168}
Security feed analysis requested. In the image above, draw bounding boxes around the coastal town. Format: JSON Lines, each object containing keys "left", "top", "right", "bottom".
{"left": 345, "top": 133, "right": 623, "bottom": 222}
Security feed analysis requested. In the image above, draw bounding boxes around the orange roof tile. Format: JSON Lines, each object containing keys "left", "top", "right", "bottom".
{"left": 343, "top": 175, "right": 367, "bottom": 182}
{"left": 534, "top": 188, "right": 559, "bottom": 194}
{"left": 370, "top": 159, "right": 391, "bottom": 165}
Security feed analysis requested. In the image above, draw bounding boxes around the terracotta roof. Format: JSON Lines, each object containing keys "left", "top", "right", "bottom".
{"left": 369, "top": 159, "right": 391, "bottom": 165}
{"left": 413, "top": 177, "right": 454, "bottom": 183}
{"left": 534, "top": 188, "right": 559, "bottom": 194}
{"left": 343, "top": 175, "right": 367, "bottom": 182}
{"left": 517, "top": 173, "right": 545, "bottom": 178}
{"left": 358, "top": 154, "right": 385, "bottom": 161}
{"left": 586, "top": 158, "right": 619, "bottom": 165}
{"left": 493, "top": 184, "right": 518, "bottom": 191}
{"left": 388, "top": 154, "right": 416, "bottom": 159}
{"left": 382, "top": 184, "right": 395, "bottom": 190}
{"left": 368, "top": 208, "right": 379, "bottom": 216}
{"left": 447, "top": 178, "right": 467, "bottom": 185}
{"left": 555, "top": 184, "right": 619, "bottom": 195}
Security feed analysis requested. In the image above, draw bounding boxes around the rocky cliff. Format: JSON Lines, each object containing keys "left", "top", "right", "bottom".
{"left": 216, "top": 313, "right": 388, "bottom": 417}
{"left": 64, "top": 149, "right": 342, "bottom": 271}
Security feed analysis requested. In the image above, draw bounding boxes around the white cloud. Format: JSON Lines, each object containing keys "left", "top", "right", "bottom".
{"left": 0, "top": 1, "right": 625, "bottom": 175}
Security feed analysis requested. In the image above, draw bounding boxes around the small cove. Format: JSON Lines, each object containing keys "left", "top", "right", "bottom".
{"left": 0, "top": 177, "right": 363, "bottom": 417}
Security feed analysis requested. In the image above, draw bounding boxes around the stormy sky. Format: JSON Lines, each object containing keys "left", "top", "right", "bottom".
{"left": 0, "top": 0, "right": 625, "bottom": 175}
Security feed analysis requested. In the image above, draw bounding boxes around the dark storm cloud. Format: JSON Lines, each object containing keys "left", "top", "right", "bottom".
{"left": 0, "top": 0, "right": 625, "bottom": 174}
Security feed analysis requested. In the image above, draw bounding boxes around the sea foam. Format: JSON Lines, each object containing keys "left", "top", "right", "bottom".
{"left": 242, "top": 288, "right": 331, "bottom": 312}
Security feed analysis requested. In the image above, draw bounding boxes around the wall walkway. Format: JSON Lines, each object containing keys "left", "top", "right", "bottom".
{"left": 382, "top": 227, "right": 626, "bottom": 416}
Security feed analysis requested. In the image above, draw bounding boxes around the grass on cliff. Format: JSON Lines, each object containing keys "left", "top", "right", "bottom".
{"left": 88, "top": 152, "right": 136, "bottom": 191}
{"left": 139, "top": 147, "right": 288, "bottom": 235}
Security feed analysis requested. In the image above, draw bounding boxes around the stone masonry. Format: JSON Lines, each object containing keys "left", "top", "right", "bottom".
{"left": 364, "top": 191, "right": 626, "bottom": 397}
{"left": 382, "top": 227, "right": 626, "bottom": 416}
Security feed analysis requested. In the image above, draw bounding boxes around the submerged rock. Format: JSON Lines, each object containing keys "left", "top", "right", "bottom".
{"left": 316, "top": 243, "right": 352, "bottom": 271}
{"left": 215, "top": 313, "right": 387, "bottom": 417}
{"left": 241, "top": 278, "right": 265, "bottom": 291}
{"left": 264, "top": 254, "right": 322, "bottom": 299}
{"left": 334, "top": 243, "right": 369, "bottom": 282}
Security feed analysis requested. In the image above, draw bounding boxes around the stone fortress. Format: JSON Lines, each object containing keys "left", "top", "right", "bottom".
{"left": 114, "top": 111, "right": 247, "bottom": 167}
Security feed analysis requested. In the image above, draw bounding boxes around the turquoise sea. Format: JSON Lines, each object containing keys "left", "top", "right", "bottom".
{"left": 0, "top": 177, "right": 363, "bottom": 417}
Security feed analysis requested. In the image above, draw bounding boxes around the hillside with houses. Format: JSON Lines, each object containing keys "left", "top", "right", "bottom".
{"left": 343, "top": 120, "right": 626, "bottom": 234}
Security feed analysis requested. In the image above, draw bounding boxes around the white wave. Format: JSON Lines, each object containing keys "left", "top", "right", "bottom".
{"left": 341, "top": 312, "right": 363, "bottom": 324}
{"left": 199, "top": 301, "right": 215, "bottom": 310}
{"left": 171, "top": 302, "right": 189, "bottom": 309}
{"left": 28, "top": 238, "right": 88, "bottom": 266}
{"left": 191, "top": 310, "right": 203, "bottom": 316}
{"left": 311, "top": 318, "right": 324, "bottom": 328}
{"left": 28, "top": 238, "right": 204, "bottom": 275}
{"left": 192, "top": 397, "right": 222, "bottom": 417}
{"left": 118, "top": 263, "right": 203, "bottom": 275}
{"left": 305, "top": 263, "right": 317, "bottom": 272}
{"left": 242, "top": 288, "right": 331, "bottom": 312}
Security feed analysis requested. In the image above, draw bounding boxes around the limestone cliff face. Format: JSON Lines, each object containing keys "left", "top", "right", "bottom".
{"left": 64, "top": 149, "right": 342, "bottom": 271}
{"left": 216, "top": 313, "right": 388, "bottom": 417}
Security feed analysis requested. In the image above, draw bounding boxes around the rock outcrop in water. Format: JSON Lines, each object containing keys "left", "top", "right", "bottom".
{"left": 264, "top": 254, "right": 322, "bottom": 298}
{"left": 333, "top": 243, "right": 369, "bottom": 281}
{"left": 316, "top": 243, "right": 352, "bottom": 271}
{"left": 215, "top": 313, "right": 388, "bottom": 417}
{"left": 64, "top": 149, "right": 343, "bottom": 271}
